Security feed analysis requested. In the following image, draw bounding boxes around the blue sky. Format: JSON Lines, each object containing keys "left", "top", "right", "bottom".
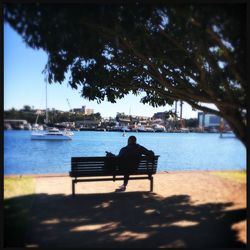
{"left": 4, "top": 22, "right": 198, "bottom": 119}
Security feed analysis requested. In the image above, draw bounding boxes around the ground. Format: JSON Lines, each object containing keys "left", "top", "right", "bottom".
{"left": 4, "top": 171, "right": 246, "bottom": 248}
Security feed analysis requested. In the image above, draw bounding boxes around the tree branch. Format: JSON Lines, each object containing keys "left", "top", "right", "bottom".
{"left": 189, "top": 17, "right": 243, "bottom": 84}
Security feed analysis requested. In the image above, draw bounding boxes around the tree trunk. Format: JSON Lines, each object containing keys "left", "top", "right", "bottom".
{"left": 219, "top": 108, "right": 247, "bottom": 147}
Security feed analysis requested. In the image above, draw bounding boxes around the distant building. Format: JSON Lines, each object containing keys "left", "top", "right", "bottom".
{"left": 152, "top": 118, "right": 165, "bottom": 125}
{"left": 117, "top": 118, "right": 131, "bottom": 127}
{"left": 84, "top": 108, "right": 94, "bottom": 115}
{"left": 198, "top": 112, "right": 230, "bottom": 131}
{"left": 72, "top": 106, "right": 85, "bottom": 113}
{"left": 4, "top": 119, "right": 28, "bottom": 130}
{"left": 72, "top": 106, "right": 94, "bottom": 115}
{"left": 4, "top": 119, "right": 28, "bottom": 125}
{"left": 75, "top": 120, "right": 100, "bottom": 128}
{"left": 55, "top": 122, "right": 75, "bottom": 127}
{"left": 135, "top": 115, "right": 151, "bottom": 121}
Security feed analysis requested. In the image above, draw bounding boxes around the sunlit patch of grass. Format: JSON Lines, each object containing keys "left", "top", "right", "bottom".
{"left": 210, "top": 170, "right": 246, "bottom": 183}
{"left": 4, "top": 176, "right": 35, "bottom": 247}
{"left": 4, "top": 176, "right": 35, "bottom": 198}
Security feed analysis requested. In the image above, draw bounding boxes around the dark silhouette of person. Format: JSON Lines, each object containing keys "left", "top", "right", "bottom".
{"left": 116, "top": 135, "right": 154, "bottom": 191}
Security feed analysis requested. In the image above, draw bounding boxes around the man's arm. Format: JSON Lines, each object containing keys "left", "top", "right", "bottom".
{"left": 139, "top": 145, "right": 154, "bottom": 157}
{"left": 118, "top": 147, "right": 126, "bottom": 157}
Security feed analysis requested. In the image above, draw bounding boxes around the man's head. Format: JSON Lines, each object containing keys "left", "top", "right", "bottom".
{"left": 128, "top": 136, "right": 137, "bottom": 145}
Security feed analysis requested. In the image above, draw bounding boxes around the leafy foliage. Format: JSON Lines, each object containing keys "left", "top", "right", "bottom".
{"left": 4, "top": 3, "right": 246, "bottom": 145}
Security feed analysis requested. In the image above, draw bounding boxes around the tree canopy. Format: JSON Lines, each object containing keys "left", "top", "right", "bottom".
{"left": 4, "top": 3, "right": 246, "bottom": 146}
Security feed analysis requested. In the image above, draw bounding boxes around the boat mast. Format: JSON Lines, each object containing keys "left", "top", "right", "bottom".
{"left": 180, "top": 100, "right": 183, "bottom": 128}
{"left": 174, "top": 100, "right": 178, "bottom": 128}
{"left": 45, "top": 81, "right": 48, "bottom": 124}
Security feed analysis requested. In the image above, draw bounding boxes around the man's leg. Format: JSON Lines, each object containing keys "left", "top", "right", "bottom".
{"left": 123, "top": 174, "right": 129, "bottom": 187}
{"left": 116, "top": 174, "right": 129, "bottom": 191}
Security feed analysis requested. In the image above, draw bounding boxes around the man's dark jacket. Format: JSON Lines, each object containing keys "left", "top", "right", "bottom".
{"left": 118, "top": 144, "right": 154, "bottom": 173}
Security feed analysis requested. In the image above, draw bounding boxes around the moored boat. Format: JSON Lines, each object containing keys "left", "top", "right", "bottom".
{"left": 153, "top": 124, "right": 166, "bottom": 132}
{"left": 31, "top": 127, "right": 72, "bottom": 140}
{"left": 31, "top": 81, "right": 73, "bottom": 140}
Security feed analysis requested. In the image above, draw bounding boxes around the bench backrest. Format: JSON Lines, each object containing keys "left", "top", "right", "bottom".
{"left": 70, "top": 155, "right": 159, "bottom": 177}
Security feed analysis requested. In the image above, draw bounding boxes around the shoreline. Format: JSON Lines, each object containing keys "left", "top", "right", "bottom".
{"left": 4, "top": 169, "right": 246, "bottom": 178}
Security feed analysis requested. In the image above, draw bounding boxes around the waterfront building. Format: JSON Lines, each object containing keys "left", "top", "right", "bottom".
{"left": 113, "top": 118, "right": 130, "bottom": 131}
{"left": 198, "top": 112, "right": 230, "bottom": 132}
{"left": 117, "top": 118, "right": 130, "bottom": 125}
{"left": 152, "top": 118, "right": 165, "bottom": 125}
{"left": 75, "top": 120, "right": 100, "bottom": 129}
{"left": 84, "top": 108, "right": 94, "bottom": 115}
{"left": 59, "top": 122, "right": 75, "bottom": 127}
{"left": 136, "top": 115, "right": 152, "bottom": 121}
{"left": 4, "top": 119, "right": 28, "bottom": 129}
{"left": 24, "top": 123, "right": 32, "bottom": 130}
{"left": 72, "top": 106, "right": 94, "bottom": 115}
{"left": 72, "top": 106, "right": 85, "bottom": 113}
{"left": 4, "top": 123, "right": 12, "bottom": 130}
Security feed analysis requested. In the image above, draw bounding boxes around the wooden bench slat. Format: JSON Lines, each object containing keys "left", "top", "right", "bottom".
{"left": 72, "top": 162, "right": 105, "bottom": 166}
{"left": 72, "top": 164, "right": 105, "bottom": 168}
{"left": 70, "top": 172, "right": 156, "bottom": 177}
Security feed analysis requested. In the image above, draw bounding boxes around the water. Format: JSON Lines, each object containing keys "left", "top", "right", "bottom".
{"left": 4, "top": 130, "right": 246, "bottom": 175}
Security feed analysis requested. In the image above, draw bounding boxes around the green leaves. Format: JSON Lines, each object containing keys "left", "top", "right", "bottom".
{"left": 4, "top": 3, "right": 247, "bottom": 145}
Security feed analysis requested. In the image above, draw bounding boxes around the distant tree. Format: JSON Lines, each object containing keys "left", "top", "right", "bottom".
{"left": 22, "top": 105, "right": 32, "bottom": 111}
{"left": 94, "top": 112, "right": 102, "bottom": 120}
{"left": 4, "top": 3, "right": 246, "bottom": 146}
{"left": 116, "top": 112, "right": 130, "bottom": 121}
{"left": 4, "top": 108, "right": 37, "bottom": 123}
{"left": 153, "top": 111, "right": 170, "bottom": 121}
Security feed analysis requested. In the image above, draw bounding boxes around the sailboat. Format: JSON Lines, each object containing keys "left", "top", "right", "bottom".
{"left": 31, "top": 82, "right": 73, "bottom": 140}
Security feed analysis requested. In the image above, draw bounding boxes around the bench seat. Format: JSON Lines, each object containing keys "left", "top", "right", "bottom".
{"left": 69, "top": 155, "right": 159, "bottom": 195}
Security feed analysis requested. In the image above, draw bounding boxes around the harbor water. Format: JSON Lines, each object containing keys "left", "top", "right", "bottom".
{"left": 4, "top": 130, "right": 246, "bottom": 175}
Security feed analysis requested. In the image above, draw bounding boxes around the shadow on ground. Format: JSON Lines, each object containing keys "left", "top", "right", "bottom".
{"left": 4, "top": 192, "right": 246, "bottom": 248}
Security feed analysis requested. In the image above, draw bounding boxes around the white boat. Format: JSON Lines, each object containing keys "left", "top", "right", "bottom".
{"left": 179, "top": 128, "right": 190, "bottom": 133}
{"left": 31, "top": 81, "right": 73, "bottom": 140}
{"left": 153, "top": 124, "right": 166, "bottom": 132}
{"left": 4, "top": 123, "right": 12, "bottom": 130}
{"left": 137, "top": 125, "right": 146, "bottom": 132}
{"left": 31, "top": 127, "right": 72, "bottom": 140}
{"left": 121, "top": 126, "right": 130, "bottom": 132}
{"left": 64, "top": 130, "right": 74, "bottom": 136}
{"left": 24, "top": 123, "right": 32, "bottom": 130}
{"left": 145, "top": 127, "right": 155, "bottom": 132}
{"left": 32, "top": 124, "right": 44, "bottom": 130}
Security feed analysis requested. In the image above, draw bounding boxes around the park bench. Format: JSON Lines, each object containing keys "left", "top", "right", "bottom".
{"left": 69, "top": 155, "right": 159, "bottom": 195}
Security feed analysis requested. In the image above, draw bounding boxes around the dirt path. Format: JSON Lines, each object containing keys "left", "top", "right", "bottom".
{"left": 23, "top": 171, "right": 246, "bottom": 248}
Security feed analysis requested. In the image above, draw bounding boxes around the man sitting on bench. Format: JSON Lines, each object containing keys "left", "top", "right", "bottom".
{"left": 116, "top": 135, "right": 155, "bottom": 192}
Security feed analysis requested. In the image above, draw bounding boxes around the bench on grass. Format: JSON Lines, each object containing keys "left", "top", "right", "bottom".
{"left": 69, "top": 155, "right": 159, "bottom": 195}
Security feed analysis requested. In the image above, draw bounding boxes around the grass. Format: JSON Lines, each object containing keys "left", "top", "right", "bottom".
{"left": 4, "top": 176, "right": 35, "bottom": 247}
{"left": 210, "top": 170, "right": 246, "bottom": 183}
{"left": 4, "top": 176, "right": 35, "bottom": 198}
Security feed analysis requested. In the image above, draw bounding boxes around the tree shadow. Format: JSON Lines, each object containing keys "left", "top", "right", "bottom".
{"left": 4, "top": 192, "right": 246, "bottom": 248}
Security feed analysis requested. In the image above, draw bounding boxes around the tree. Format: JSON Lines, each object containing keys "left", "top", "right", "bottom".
{"left": 22, "top": 105, "right": 32, "bottom": 111}
{"left": 4, "top": 3, "right": 246, "bottom": 146}
{"left": 116, "top": 112, "right": 130, "bottom": 121}
{"left": 4, "top": 108, "right": 37, "bottom": 124}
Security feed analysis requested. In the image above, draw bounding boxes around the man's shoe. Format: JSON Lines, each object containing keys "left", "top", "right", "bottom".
{"left": 115, "top": 185, "right": 126, "bottom": 192}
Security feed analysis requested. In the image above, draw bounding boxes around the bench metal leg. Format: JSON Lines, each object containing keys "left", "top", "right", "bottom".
{"left": 150, "top": 176, "right": 153, "bottom": 192}
{"left": 72, "top": 180, "right": 75, "bottom": 196}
